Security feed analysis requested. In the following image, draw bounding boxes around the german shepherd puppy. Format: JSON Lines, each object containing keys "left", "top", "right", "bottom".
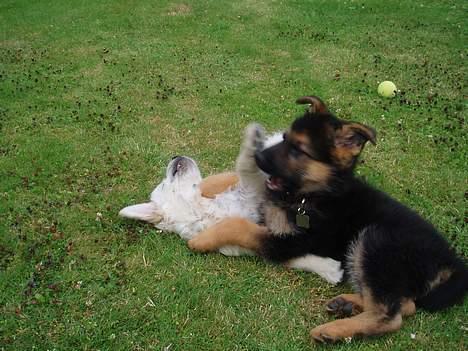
{"left": 188, "top": 96, "right": 468, "bottom": 343}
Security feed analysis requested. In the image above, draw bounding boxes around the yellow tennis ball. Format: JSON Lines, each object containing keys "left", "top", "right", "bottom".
{"left": 378, "top": 81, "right": 397, "bottom": 98}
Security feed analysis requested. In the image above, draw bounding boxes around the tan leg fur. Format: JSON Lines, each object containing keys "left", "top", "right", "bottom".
{"left": 199, "top": 172, "right": 239, "bottom": 199}
{"left": 401, "top": 299, "right": 416, "bottom": 316}
{"left": 310, "top": 310, "right": 403, "bottom": 343}
{"left": 188, "top": 217, "right": 268, "bottom": 252}
{"left": 326, "top": 294, "right": 416, "bottom": 318}
{"left": 311, "top": 290, "right": 407, "bottom": 343}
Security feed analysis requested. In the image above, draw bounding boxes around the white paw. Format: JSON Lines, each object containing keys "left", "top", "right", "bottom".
{"left": 219, "top": 245, "right": 255, "bottom": 256}
{"left": 287, "top": 255, "right": 344, "bottom": 285}
{"left": 244, "top": 123, "right": 265, "bottom": 152}
{"left": 320, "top": 259, "right": 344, "bottom": 285}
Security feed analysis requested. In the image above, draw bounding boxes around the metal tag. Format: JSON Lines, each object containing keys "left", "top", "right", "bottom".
{"left": 296, "top": 213, "right": 310, "bottom": 229}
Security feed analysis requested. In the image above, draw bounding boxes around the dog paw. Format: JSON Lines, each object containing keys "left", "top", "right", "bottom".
{"left": 325, "top": 269, "right": 344, "bottom": 285}
{"left": 310, "top": 323, "right": 352, "bottom": 344}
{"left": 187, "top": 237, "right": 206, "bottom": 252}
{"left": 244, "top": 123, "right": 265, "bottom": 152}
{"left": 326, "top": 296, "right": 363, "bottom": 317}
{"left": 326, "top": 297, "right": 354, "bottom": 317}
{"left": 188, "top": 234, "right": 217, "bottom": 253}
{"left": 318, "top": 259, "right": 344, "bottom": 285}
{"left": 310, "top": 325, "right": 340, "bottom": 344}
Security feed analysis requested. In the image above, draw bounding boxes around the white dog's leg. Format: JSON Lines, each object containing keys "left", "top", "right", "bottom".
{"left": 287, "top": 255, "right": 344, "bottom": 285}
{"left": 218, "top": 245, "right": 255, "bottom": 256}
{"left": 236, "top": 123, "right": 266, "bottom": 194}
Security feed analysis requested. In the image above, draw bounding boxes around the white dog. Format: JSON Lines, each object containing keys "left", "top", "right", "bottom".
{"left": 119, "top": 124, "right": 343, "bottom": 284}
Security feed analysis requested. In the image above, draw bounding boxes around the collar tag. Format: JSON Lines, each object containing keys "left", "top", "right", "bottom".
{"left": 296, "top": 213, "right": 310, "bottom": 228}
{"left": 296, "top": 198, "right": 310, "bottom": 228}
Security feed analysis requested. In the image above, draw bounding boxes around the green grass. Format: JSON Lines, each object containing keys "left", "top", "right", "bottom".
{"left": 1, "top": 0, "right": 467, "bottom": 349}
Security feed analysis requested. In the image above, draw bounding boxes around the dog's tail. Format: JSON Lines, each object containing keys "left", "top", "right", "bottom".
{"left": 416, "top": 259, "right": 468, "bottom": 312}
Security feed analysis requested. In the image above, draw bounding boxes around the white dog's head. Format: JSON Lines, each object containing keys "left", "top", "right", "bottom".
{"left": 119, "top": 156, "right": 206, "bottom": 235}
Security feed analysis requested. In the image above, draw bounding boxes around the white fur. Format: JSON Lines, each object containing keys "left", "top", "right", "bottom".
{"left": 119, "top": 124, "right": 343, "bottom": 284}
{"left": 287, "top": 255, "right": 344, "bottom": 285}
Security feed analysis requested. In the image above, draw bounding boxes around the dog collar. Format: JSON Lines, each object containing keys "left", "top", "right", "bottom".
{"left": 295, "top": 198, "right": 310, "bottom": 229}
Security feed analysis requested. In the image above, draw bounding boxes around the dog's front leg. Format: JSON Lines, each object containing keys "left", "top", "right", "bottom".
{"left": 236, "top": 123, "right": 266, "bottom": 194}
{"left": 188, "top": 217, "right": 268, "bottom": 253}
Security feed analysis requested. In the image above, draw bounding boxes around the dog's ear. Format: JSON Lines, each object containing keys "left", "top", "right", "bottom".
{"left": 296, "top": 96, "right": 328, "bottom": 114}
{"left": 119, "top": 202, "right": 163, "bottom": 224}
{"left": 331, "top": 122, "right": 376, "bottom": 168}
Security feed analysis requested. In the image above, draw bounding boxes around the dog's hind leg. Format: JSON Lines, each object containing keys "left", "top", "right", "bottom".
{"left": 310, "top": 310, "right": 403, "bottom": 343}
{"left": 200, "top": 172, "right": 239, "bottom": 199}
{"left": 188, "top": 217, "right": 268, "bottom": 253}
{"left": 311, "top": 290, "right": 404, "bottom": 343}
{"left": 326, "top": 295, "right": 415, "bottom": 318}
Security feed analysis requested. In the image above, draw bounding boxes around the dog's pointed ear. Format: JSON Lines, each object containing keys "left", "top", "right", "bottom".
{"left": 336, "top": 122, "right": 377, "bottom": 147}
{"left": 296, "top": 96, "right": 328, "bottom": 114}
{"left": 331, "top": 122, "right": 376, "bottom": 168}
{"left": 119, "top": 202, "right": 163, "bottom": 224}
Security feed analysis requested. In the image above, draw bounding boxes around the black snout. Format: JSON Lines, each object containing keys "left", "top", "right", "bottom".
{"left": 254, "top": 151, "right": 269, "bottom": 173}
{"left": 255, "top": 145, "right": 278, "bottom": 175}
{"left": 256, "top": 140, "right": 289, "bottom": 176}
{"left": 172, "top": 155, "right": 181, "bottom": 160}
{"left": 171, "top": 156, "right": 184, "bottom": 177}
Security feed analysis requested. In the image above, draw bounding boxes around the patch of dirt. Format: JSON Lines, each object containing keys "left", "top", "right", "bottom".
{"left": 167, "top": 3, "right": 192, "bottom": 16}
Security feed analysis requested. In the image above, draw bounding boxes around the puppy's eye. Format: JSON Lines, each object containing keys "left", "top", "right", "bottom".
{"left": 289, "top": 147, "right": 302, "bottom": 158}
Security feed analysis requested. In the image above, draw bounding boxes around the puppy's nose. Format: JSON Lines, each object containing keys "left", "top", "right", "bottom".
{"left": 255, "top": 150, "right": 272, "bottom": 174}
{"left": 254, "top": 151, "right": 265, "bottom": 165}
{"left": 171, "top": 155, "right": 181, "bottom": 160}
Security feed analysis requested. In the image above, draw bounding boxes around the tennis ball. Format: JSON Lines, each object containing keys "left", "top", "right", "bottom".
{"left": 378, "top": 81, "right": 397, "bottom": 98}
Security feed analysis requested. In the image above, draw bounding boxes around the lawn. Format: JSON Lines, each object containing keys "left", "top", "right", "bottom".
{"left": 0, "top": 0, "right": 466, "bottom": 350}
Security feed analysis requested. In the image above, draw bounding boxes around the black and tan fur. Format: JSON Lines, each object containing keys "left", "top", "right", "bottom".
{"left": 189, "top": 96, "right": 468, "bottom": 343}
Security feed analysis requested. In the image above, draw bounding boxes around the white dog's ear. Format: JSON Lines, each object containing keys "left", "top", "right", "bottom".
{"left": 119, "top": 202, "right": 163, "bottom": 224}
